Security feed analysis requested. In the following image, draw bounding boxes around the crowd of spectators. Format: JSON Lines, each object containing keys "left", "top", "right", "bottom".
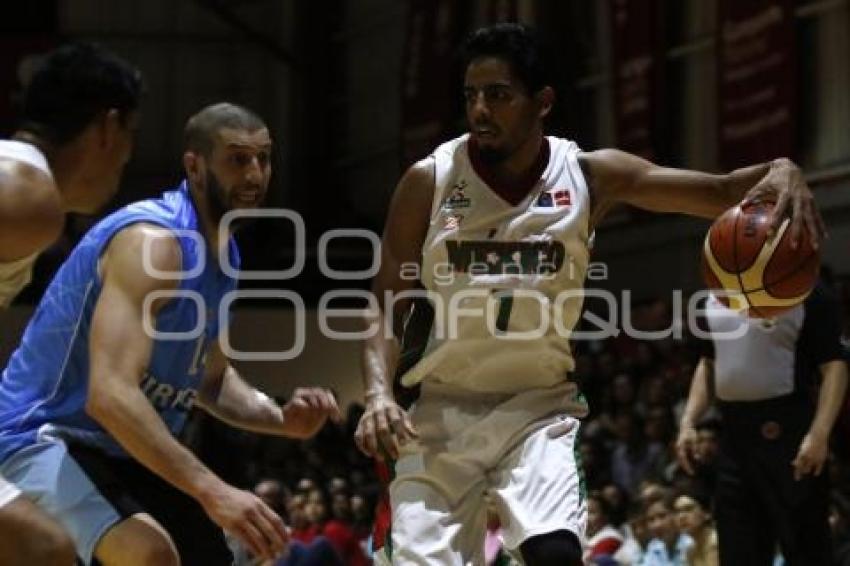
{"left": 183, "top": 274, "right": 850, "bottom": 565}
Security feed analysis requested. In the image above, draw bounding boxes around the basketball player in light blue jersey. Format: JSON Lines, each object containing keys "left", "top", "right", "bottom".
{"left": 0, "top": 43, "right": 143, "bottom": 565}
{"left": 0, "top": 103, "right": 341, "bottom": 565}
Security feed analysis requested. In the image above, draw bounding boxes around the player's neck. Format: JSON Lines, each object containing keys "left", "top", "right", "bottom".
{"left": 188, "top": 185, "right": 230, "bottom": 260}
{"left": 496, "top": 133, "right": 546, "bottom": 182}
{"left": 469, "top": 132, "right": 548, "bottom": 205}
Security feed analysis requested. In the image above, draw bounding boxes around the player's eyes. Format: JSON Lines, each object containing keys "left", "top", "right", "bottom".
{"left": 486, "top": 88, "right": 511, "bottom": 101}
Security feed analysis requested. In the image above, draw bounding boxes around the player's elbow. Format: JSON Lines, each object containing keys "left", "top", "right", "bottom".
{"left": 85, "top": 382, "right": 125, "bottom": 424}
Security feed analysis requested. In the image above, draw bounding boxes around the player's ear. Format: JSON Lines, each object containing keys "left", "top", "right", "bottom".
{"left": 537, "top": 86, "right": 555, "bottom": 119}
{"left": 183, "top": 151, "right": 201, "bottom": 182}
{"left": 97, "top": 109, "right": 122, "bottom": 149}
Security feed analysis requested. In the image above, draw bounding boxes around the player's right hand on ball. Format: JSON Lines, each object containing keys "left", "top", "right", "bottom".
{"left": 354, "top": 394, "right": 418, "bottom": 460}
{"left": 200, "top": 481, "right": 289, "bottom": 561}
{"left": 675, "top": 424, "right": 699, "bottom": 476}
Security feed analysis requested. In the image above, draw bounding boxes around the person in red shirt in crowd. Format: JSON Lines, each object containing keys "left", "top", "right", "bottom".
{"left": 303, "top": 487, "right": 369, "bottom": 565}
{"left": 288, "top": 492, "right": 314, "bottom": 544}
{"left": 584, "top": 493, "right": 625, "bottom": 562}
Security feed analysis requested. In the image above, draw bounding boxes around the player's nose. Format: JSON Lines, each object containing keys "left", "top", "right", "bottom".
{"left": 245, "top": 156, "right": 263, "bottom": 183}
{"left": 469, "top": 92, "right": 491, "bottom": 120}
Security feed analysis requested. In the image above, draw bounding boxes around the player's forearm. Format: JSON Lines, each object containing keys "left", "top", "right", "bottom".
{"left": 86, "top": 383, "right": 223, "bottom": 501}
{"left": 681, "top": 358, "right": 713, "bottom": 427}
{"left": 199, "top": 366, "right": 286, "bottom": 435}
{"left": 809, "top": 360, "right": 848, "bottom": 437}
{"left": 361, "top": 307, "right": 400, "bottom": 401}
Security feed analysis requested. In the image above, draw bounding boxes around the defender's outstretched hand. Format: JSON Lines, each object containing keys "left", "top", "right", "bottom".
{"left": 280, "top": 388, "right": 342, "bottom": 439}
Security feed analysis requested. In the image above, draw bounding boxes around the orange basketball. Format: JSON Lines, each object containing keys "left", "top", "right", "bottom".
{"left": 701, "top": 201, "right": 820, "bottom": 317}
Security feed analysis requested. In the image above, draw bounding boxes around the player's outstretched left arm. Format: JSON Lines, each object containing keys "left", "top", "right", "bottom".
{"left": 197, "top": 343, "right": 341, "bottom": 439}
{"left": 580, "top": 150, "right": 825, "bottom": 248}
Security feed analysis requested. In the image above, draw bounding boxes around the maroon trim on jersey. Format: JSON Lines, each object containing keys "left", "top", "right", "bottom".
{"left": 467, "top": 136, "right": 550, "bottom": 206}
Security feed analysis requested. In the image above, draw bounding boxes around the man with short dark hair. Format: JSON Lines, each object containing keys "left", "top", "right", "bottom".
{"left": 0, "top": 41, "right": 143, "bottom": 566}
{"left": 0, "top": 102, "right": 341, "bottom": 565}
{"left": 355, "top": 23, "right": 824, "bottom": 565}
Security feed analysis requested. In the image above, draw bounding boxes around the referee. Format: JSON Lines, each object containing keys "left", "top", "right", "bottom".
{"left": 676, "top": 282, "right": 848, "bottom": 565}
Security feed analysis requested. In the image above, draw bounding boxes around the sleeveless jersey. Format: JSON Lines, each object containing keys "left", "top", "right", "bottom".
{"left": 0, "top": 181, "right": 239, "bottom": 460}
{"left": 0, "top": 140, "right": 53, "bottom": 307}
{"left": 401, "top": 134, "right": 592, "bottom": 393}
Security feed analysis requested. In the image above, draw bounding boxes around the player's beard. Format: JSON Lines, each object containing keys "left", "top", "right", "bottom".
{"left": 205, "top": 168, "right": 231, "bottom": 225}
{"left": 476, "top": 143, "right": 510, "bottom": 165}
{"left": 204, "top": 169, "right": 259, "bottom": 232}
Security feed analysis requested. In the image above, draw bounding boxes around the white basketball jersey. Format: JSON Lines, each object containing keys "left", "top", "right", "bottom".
{"left": 401, "top": 134, "right": 592, "bottom": 393}
{"left": 0, "top": 141, "right": 53, "bottom": 308}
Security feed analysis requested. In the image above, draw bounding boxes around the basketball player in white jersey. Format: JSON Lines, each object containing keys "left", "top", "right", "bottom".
{"left": 354, "top": 24, "right": 825, "bottom": 565}
{"left": 0, "top": 43, "right": 142, "bottom": 564}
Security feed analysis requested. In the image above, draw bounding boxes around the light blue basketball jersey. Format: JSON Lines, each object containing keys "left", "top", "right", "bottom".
{"left": 0, "top": 181, "right": 239, "bottom": 460}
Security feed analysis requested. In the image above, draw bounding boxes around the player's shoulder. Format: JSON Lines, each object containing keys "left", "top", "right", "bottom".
{"left": 103, "top": 223, "right": 183, "bottom": 283}
{"left": 431, "top": 133, "right": 469, "bottom": 159}
{"left": 0, "top": 158, "right": 63, "bottom": 260}
{"left": 397, "top": 157, "right": 436, "bottom": 205}
{"left": 576, "top": 148, "right": 646, "bottom": 175}
{"left": 403, "top": 157, "right": 436, "bottom": 184}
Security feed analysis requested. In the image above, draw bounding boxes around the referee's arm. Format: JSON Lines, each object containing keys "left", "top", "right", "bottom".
{"left": 793, "top": 359, "right": 848, "bottom": 480}
{"left": 677, "top": 357, "right": 714, "bottom": 475}
{"left": 792, "top": 283, "right": 849, "bottom": 480}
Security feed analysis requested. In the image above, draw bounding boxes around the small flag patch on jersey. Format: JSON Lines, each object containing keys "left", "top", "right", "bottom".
{"left": 536, "top": 188, "right": 571, "bottom": 209}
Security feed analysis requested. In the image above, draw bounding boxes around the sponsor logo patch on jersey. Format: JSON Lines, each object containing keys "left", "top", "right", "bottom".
{"left": 445, "top": 240, "right": 565, "bottom": 275}
{"left": 535, "top": 188, "right": 572, "bottom": 209}
{"left": 444, "top": 180, "right": 472, "bottom": 210}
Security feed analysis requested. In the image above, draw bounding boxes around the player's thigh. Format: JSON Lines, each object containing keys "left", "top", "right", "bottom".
{"left": 490, "top": 416, "right": 585, "bottom": 552}
{"left": 94, "top": 512, "right": 179, "bottom": 566}
{"left": 0, "top": 440, "right": 135, "bottom": 565}
{"left": 0, "top": 495, "right": 75, "bottom": 566}
{"left": 390, "top": 461, "right": 487, "bottom": 565}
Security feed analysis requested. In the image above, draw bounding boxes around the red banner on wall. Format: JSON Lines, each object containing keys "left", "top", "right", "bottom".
{"left": 610, "top": 0, "right": 662, "bottom": 161}
{"left": 717, "top": 0, "right": 796, "bottom": 169}
{"left": 400, "top": 0, "right": 466, "bottom": 166}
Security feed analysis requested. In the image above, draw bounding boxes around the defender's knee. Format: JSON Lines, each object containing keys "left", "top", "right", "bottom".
{"left": 31, "top": 527, "right": 76, "bottom": 565}
{"left": 135, "top": 538, "right": 180, "bottom": 566}
{"left": 2, "top": 500, "right": 76, "bottom": 566}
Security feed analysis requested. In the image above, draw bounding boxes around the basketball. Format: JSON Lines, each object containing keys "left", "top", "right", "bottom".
{"left": 701, "top": 201, "right": 820, "bottom": 317}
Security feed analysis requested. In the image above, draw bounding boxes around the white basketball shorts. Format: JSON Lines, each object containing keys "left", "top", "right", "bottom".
{"left": 387, "top": 380, "right": 587, "bottom": 565}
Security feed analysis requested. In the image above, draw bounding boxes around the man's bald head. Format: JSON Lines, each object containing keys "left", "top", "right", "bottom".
{"left": 183, "top": 102, "right": 266, "bottom": 157}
